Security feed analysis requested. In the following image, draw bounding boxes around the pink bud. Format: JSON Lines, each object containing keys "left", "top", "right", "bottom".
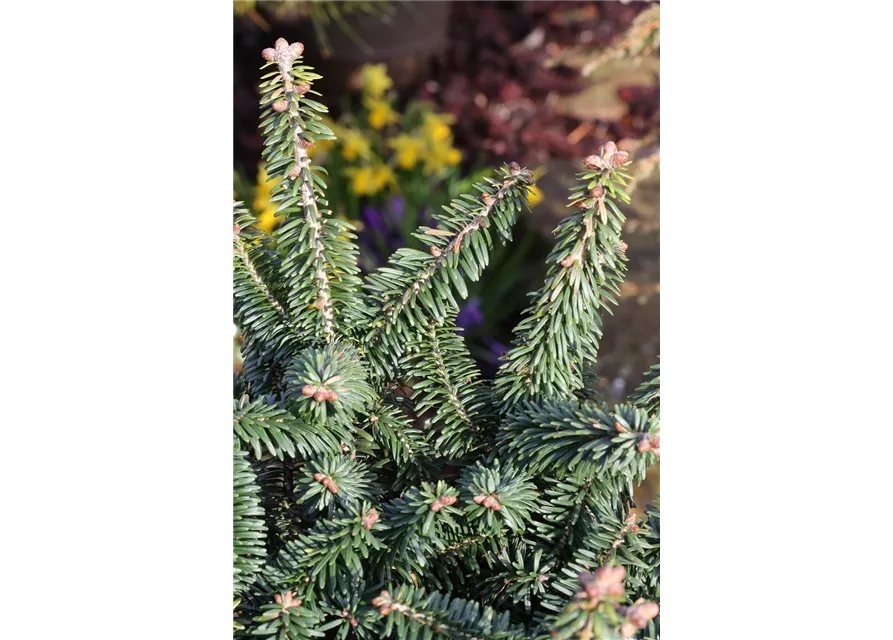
{"left": 595, "top": 565, "right": 626, "bottom": 586}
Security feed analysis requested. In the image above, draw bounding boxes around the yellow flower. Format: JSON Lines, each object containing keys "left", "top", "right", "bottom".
{"left": 444, "top": 147, "right": 461, "bottom": 165}
{"left": 422, "top": 144, "right": 462, "bottom": 176}
{"left": 366, "top": 98, "right": 399, "bottom": 130}
{"left": 388, "top": 134, "right": 425, "bottom": 170}
{"left": 345, "top": 163, "right": 396, "bottom": 196}
{"left": 360, "top": 64, "right": 393, "bottom": 99}
{"left": 370, "top": 164, "right": 396, "bottom": 194}
{"left": 527, "top": 184, "right": 543, "bottom": 208}
{"left": 253, "top": 165, "right": 284, "bottom": 234}
{"left": 422, "top": 111, "right": 455, "bottom": 144}
{"left": 338, "top": 128, "right": 373, "bottom": 162}
{"left": 346, "top": 166, "right": 372, "bottom": 196}
{"left": 307, "top": 135, "right": 333, "bottom": 158}
{"left": 255, "top": 207, "right": 282, "bottom": 235}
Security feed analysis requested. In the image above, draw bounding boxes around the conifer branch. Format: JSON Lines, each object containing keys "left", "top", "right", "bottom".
{"left": 234, "top": 440, "right": 267, "bottom": 596}
{"left": 432, "top": 532, "right": 501, "bottom": 558}
{"left": 233, "top": 396, "right": 343, "bottom": 460}
{"left": 251, "top": 590, "right": 323, "bottom": 639}
{"left": 283, "top": 342, "right": 373, "bottom": 432}
{"left": 267, "top": 39, "right": 335, "bottom": 342}
{"left": 363, "top": 402, "right": 438, "bottom": 481}
{"left": 544, "top": 568, "right": 658, "bottom": 640}
{"left": 259, "top": 38, "right": 362, "bottom": 344}
{"left": 459, "top": 459, "right": 540, "bottom": 533}
{"left": 364, "top": 164, "right": 534, "bottom": 377}
{"left": 495, "top": 145, "right": 632, "bottom": 412}
{"left": 234, "top": 229, "right": 290, "bottom": 325}
{"left": 498, "top": 401, "right": 659, "bottom": 481}
{"left": 540, "top": 502, "right": 657, "bottom": 619}
{"left": 533, "top": 475, "right": 601, "bottom": 559}
{"left": 371, "top": 585, "right": 523, "bottom": 640}
{"left": 269, "top": 504, "right": 385, "bottom": 593}
{"left": 293, "top": 455, "right": 378, "bottom": 516}
{"left": 628, "top": 362, "right": 660, "bottom": 419}
{"left": 403, "top": 316, "right": 487, "bottom": 458}
{"left": 233, "top": 203, "right": 298, "bottom": 342}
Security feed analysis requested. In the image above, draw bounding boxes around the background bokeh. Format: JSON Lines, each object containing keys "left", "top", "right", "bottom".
{"left": 234, "top": 0, "right": 659, "bottom": 500}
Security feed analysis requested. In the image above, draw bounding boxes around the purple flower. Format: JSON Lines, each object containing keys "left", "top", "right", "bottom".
{"left": 387, "top": 196, "right": 404, "bottom": 222}
{"left": 457, "top": 297, "right": 485, "bottom": 330}
{"left": 361, "top": 206, "right": 386, "bottom": 233}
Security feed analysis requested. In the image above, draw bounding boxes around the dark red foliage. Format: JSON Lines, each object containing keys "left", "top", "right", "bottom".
{"left": 232, "top": 1, "right": 659, "bottom": 175}
{"left": 411, "top": 1, "right": 659, "bottom": 168}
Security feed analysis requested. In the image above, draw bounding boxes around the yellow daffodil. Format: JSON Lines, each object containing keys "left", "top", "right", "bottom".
{"left": 422, "top": 144, "right": 462, "bottom": 176}
{"left": 347, "top": 167, "right": 372, "bottom": 195}
{"left": 256, "top": 207, "right": 283, "bottom": 235}
{"left": 307, "top": 136, "right": 333, "bottom": 158}
{"left": 422, "top": 111, "right": 455, "bottom": 144}
{"left": 526, "top": 184, "right": 543, "bottom": 207}
{"left": 253, "top": 165, "right": 284, "bottom": 234}
{"left": 345, "top": 163, "right": 396, "bottom": 196}
{"left": 365, "top": 98, "right": 399, "bottom": 130}
{"left": 337, "top": 128, "right": 373, "bottom": 162}
{"left": 388, "top": 134, "right": 425, "bottom": 170}
{"left": 360, "top": 64, "right": 393, "bottom": 99}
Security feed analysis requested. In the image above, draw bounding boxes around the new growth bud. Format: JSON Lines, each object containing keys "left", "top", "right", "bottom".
{"left": 611, "top": 150, "right": 630, "bottom": 167}
{"left": 361, "top": 508, "right": 379, "bottom": 530}
{"left": 474, "top": 494, "right": 501, "bottom": 511}
{"left": 626, "top": 601, "right": 659, "bottom": 628}
{"left": 637, "top": 435, "right": 652, "bottom": 453}
{"left": 584, "top": 154, "right": 608, "bottom": 170}
{"left": 313, "top": 472, "right": 339, "bottom": 494}
{"left": 372, "top": 591, "right": 392, "bottom": 616}
{"left": 430, "top": 494, "right": 458, "bottom": 512}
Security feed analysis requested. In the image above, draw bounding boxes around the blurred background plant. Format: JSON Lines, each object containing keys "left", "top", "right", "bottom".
{"left": 233, "top": 0, "right": 395, "bottom": 57}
